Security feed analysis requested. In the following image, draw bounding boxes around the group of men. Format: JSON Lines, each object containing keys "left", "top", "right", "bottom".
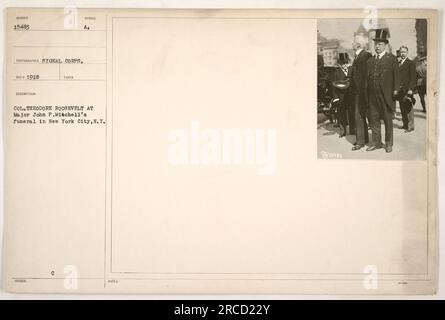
{"left": 331, "top": 29, "right": 427, "bottom": 153}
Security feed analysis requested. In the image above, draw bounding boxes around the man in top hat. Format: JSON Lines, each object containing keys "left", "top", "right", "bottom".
{"left": 397, "top": 45, "right": 417, "bottom": 132}
{"left": 331, "top": 52, "right": 352, "bottom": 137}
{"left": 350, "top": 35, "right": 372, "bottom": 150}
{"left": 366, "top": 29, "right": 400, "bottom": 153}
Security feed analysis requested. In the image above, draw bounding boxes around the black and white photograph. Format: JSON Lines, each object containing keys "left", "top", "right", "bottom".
{"left": 317, "top": 18, "right": 428, "bottom": 160}
{"left": 0, "top": 4, "right": 442, "bottom": 300}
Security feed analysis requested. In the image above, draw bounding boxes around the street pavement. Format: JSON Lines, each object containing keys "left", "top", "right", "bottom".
{"left": 317, "top": 95, "right": 427, "bottom": 160}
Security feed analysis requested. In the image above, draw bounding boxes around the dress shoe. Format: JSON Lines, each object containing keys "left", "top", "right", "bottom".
{"left": 366, "top": 144, "right": 383, "bottom": 151}
{"left": 352, "top": 144, "right": 364, "bottom": 151}
{"left": 385, "top": 146, "right": 393, "bottom": 153}
{"left": 339, "top": 133, "right": 346, "bottom": 138}
{"left": 405, "top": 128, "right": 414, "bottom": 133}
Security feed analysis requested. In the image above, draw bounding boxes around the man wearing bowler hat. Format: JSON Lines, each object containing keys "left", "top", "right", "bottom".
{"left": 366, "top": 29, "right": 400, "bottom": 153}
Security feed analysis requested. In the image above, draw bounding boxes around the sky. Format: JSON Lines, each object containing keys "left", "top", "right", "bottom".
{"left": 318, "top": 19, "right": 418, "bottom": 59}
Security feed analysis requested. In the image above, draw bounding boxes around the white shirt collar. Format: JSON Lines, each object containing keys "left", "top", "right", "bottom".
{"left": 377, "top": 51, "right": 386, "bottom": 59}
{"left": 355, "top": 48, "right": 363, "bottom": 56}
{"left": 400, "top": 57, "right": 408, "bottom": 64}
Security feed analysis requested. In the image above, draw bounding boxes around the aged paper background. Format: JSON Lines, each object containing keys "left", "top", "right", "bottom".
{"left": 2, "top": 8, "right": 438, "bottom": 294}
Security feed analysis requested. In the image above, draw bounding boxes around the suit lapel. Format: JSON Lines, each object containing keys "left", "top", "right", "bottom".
{"left": 369, "top": 54, "right": 377, "bottom": 69}
{"left": 353, "top": 49, "right": 364, "bottom": 66}
{"left": 399, "top": 58, "right": 407, "bottom": 70}
{"left": 337, "top": 68, "right": 346, "bottom": 80}
{"left": 381, "top": 52, "right": 389, "bottom": 65}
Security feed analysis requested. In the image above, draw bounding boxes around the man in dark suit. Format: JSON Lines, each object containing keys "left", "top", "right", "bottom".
{"left": 397, "top": 46, "right": 417, "bottom": 132}
{"left": 331, "top": 52, "right": 352, "bottom": 138}
{"left": 350, "top": 36, "right": 372, "bottom": 150}
{"left": 416, "top": 56, "right": 427, "bottom": 113}
{"left": 366, "top": 29, "right": 400, "bottom": 153}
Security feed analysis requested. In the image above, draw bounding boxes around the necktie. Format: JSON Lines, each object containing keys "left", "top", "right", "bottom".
{"left": 372, "top": 54, "right": 380, "bottom": 85}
